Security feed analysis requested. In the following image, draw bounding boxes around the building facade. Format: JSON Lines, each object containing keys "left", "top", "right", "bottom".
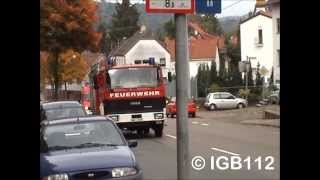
{"left": 268, "top": 0, "right": 280, "bottom": 86}
{"left": 240, "top": 11, "right": 274, "bottom": 82}
{"left": 108, "top": 28, "right": 171, "bottom": 78}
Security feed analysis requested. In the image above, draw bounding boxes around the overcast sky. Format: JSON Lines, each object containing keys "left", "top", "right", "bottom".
{"left": 96, "top": 0, "right": 256, "bottom": 17}
{"left": 95, "top": 0, "right": 256, "bottom": 17}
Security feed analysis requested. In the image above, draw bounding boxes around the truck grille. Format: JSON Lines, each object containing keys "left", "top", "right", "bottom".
{"left": 104, "top": 97, "right": 165, "bottom": 114}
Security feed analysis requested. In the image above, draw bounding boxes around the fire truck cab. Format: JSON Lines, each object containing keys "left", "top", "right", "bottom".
{"left": 89, "top": 58, "right": 166, "bottom": 137}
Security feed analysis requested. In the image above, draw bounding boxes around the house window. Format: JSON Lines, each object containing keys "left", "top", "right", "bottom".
{"left": 160, "top": 58, "right": 166, "bottom": 66}
{"left": 143, "top": 59, "right": 149, "bottom": 64}
{"left": 134, "top": 60, "right": 141, "bottom": 64}
{"left": 277, "top": 18, "right": 280, "bottom": 34}
{"left": 258, "top": 29, "right": 263, "bottom": 44}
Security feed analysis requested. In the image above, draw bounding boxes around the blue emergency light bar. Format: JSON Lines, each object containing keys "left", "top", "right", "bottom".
{"left": 149, "top": 57, "right": 155, "bottom": 65}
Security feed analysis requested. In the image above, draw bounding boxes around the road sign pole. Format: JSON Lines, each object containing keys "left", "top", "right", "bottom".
{"left": 175, "top": 13, "right": 190, "bottom": 180}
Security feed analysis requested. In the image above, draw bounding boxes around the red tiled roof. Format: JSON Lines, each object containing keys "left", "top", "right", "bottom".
{"left": 164, "top": 22, "right": 225, "bottom": 61}
{"left": 165, "top": 37, "right": 219, "bottom": 61}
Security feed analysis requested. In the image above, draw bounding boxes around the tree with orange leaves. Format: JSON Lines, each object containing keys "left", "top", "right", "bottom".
{"left": 59, "top": 49, "right": 88, "bottom": 92}
{"left": 40, "top": 0, "right": 101, "bottom": 99}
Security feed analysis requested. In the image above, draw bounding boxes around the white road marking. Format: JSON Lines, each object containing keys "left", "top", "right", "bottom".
{"left": 210, "top": 147, "right": 240, "bottom": 156}
{"left": 65, "top": 133, "right": 81, "bottom": 136}
{"left": 192, "top": 121, "right": 199, "bottom": 124}
{"left": 201, "top": 123, "right": 209, "bottom": 126}
{"left": 166, "top": 134, "right": 177, "bottom": 139}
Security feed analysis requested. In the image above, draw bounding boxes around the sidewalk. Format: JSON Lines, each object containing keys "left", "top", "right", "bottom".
{"left": 240, "top": 119, "right": 280, "bottom": 128}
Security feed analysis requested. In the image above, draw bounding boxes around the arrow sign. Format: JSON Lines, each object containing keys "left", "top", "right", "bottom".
{"left": 196, "top": 0, "right": 221, "bottom": 14}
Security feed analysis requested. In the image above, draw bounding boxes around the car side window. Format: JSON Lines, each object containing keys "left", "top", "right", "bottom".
{"left": 212, "top": 94, "right": 220, "bottom": 99}
{"left": 220, "top": 94, "right": 230, "bottom": 99}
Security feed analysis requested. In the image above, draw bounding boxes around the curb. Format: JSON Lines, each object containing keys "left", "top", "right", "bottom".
{"left": 240, "top": 119, "right": 280, "bottom": 128}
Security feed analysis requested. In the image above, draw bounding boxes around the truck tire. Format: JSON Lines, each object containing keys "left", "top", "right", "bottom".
{"left": 154, "top": 125, "right": 163, "bottom": 137}
{"left": 143, "top": 128, "right": 150, "bottom": 135}
{"left": 137, "top": 129, "right": 144, "bottom": 136}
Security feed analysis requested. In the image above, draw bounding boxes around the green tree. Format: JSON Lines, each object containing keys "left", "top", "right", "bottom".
{"left": 228, "top": 64, "right": 243, "bottom": 94}
{"left": 199, "top": 15, "right": 223, "bottom": 35}
{"left": 109, "top": 0, "right": 139, "bottom": 47}
{"left": 269, "top": 67, "right": 275, "bottom": 88}
{"left": 209, "top": 61, "right": 218, "bottom": 85}
{"left": 256, "top": 62, "right": 263, "bottom": 87}
{"left": 197, "top": 64, "right": 211, "bottom": 97}
{"left": 226, "top": 25, "right": 241, "bottom": 66}
{"left": 97, "top": 23, "right": 109, "bottom": 54}
{"left": 254, "top": 62, "right": 263, "bottom": 95}
{"left": 164, "top": 19, "right": 176, "bottom": 39}
{"left": 218, "top": 55, "right": 228, "bottom": 87}
{"left": 247, "top": 61, "right": 254, "bottom": 87}
{"left": 40, "top": 0, "right": 101, "bottom": 99}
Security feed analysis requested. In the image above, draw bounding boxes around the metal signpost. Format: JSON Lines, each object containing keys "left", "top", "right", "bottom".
{"left": 146, "top": 1, "right": 221, "bottom": 179}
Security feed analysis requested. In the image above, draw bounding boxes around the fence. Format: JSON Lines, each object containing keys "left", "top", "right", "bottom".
{"left": 43, "top": 89, "right": 81, "bottom": 102}
{"left": 165, "top": 78, "right": 198, "bottom": 98}
{"left": 165, "top": 79, "right": 278, "bottom": 106}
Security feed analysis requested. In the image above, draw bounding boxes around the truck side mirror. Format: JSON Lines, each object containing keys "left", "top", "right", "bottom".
{"left": 168, "top": 72, "right": 172, "bottom": 82}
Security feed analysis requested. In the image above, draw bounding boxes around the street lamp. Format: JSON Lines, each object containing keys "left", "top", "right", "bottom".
{"left": 239, "top": 60, "right": 251, "bottom": 100}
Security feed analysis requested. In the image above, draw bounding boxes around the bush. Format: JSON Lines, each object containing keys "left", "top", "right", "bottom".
{"left": 238, "top": 89, "right": 250, "bottom": 98}
{"left": 248, "top": 93, "right": 261, "bottom": 104}
{"left": 209, "top": 83, "right": 222, "bottom": 92}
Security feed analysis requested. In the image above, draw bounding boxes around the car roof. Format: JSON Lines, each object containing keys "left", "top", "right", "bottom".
{"left": 42, "top": 116, "right": 112, "bottom": 126}
{"left": 41, "top": 101, "right": 82, "bottom": 109}
{"left": 209, "top": 92, "right": 231, "bottom": 95}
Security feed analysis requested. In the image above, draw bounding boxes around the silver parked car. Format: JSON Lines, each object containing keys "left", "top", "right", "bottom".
{"left": 204, "top": 92, "right": 248, "bottom": 111}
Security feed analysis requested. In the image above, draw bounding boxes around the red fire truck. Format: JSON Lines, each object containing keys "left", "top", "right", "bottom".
{"left": 89, "top": 58, "right": 166, "bottom": 137}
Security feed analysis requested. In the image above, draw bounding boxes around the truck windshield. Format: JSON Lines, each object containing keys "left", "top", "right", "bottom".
{"left": 108, "top": 67, "right": 158, "bottom": 88}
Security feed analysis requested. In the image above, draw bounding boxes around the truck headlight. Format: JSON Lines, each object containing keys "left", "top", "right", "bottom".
{"left": 108, "top": 115, "right": 119, "bottom": 121}
{"left": 43, "top": 173, "right": 68, "bottom": 180}
{"left": 112, "top": 167, "right": 137, "bottom": 177}
{"left": 154, "top": 113, "right": 164, "bottom": 119}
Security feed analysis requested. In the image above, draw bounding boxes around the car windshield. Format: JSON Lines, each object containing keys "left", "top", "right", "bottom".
{"left": 43, "top": 121, "right": 125, "bottom": 151}
{"left": 206, "top": 94, "right": 211, "bottom": 101}
{"left": 45, "top": 107, "right": 86, "bottom": 121}
{"left": 108, "top": 67, "right": 158, "bottom": 88}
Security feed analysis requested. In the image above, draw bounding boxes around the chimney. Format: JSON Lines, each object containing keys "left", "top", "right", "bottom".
{"left": 254, "top": 0, "right": 267, "bottom": 14}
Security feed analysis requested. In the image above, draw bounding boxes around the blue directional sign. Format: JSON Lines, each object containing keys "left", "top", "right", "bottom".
{"left": 196, "top": 0, "right": 221, "bottom": 14}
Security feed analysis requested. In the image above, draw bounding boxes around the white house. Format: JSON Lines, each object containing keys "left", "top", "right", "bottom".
{"left": 268, "top": 0, "right": 280, "bottom": 86}
{"left": 108, "top": 27, "right": 171, "bottom": 78}
{"left": 240, "top": 10, "right": 274, "bottom": 83}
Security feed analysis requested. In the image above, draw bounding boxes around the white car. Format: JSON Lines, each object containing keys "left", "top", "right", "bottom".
{"left": 204, "top": 92, "right": 248, "bottom": 111}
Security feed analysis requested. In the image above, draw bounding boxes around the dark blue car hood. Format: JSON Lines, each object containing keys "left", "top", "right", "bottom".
{"left": 40, "top": 146, "right": 135, "bottom": 176}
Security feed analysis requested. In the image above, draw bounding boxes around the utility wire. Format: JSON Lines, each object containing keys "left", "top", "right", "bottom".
{"left": 223, "top": 0, "right": 245, "bottom": 10}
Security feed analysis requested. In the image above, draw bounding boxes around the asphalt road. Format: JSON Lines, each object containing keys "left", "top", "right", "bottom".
{"left": 126, "top": 108, "right": 280, "bottom": 180}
